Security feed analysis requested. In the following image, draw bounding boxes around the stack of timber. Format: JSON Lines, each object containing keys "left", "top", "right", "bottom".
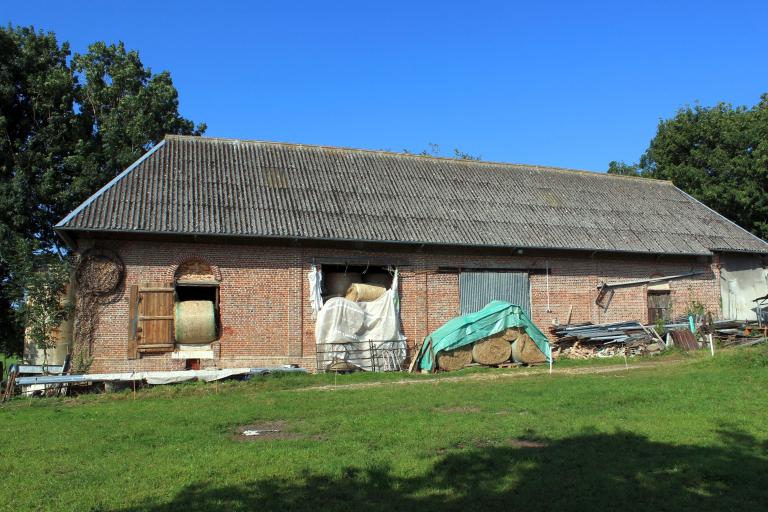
{"left": 706, "top": 319, "right": 768, "bottom": 348}
{"left": 551, "top": 321, "right": 665, "bottom": 359}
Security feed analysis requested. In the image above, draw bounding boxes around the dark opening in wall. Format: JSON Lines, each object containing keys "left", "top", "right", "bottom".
{"left": 176, "top": 284, "right": 217, "bottom": 303}
{"left": 174, "top": 280, "right": 221, "bottom": 340}
{"left": 320, "top": 264, "right": 392, "bottom": 301}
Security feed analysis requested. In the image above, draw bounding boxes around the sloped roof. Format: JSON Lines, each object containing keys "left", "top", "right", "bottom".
{"left": 56, "top": 135, "right": 768, "bottom": 255}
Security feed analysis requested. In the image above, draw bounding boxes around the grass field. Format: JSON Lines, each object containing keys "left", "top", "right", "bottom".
{"left": 1, "top": 348, "right": 767, "bottom": 511}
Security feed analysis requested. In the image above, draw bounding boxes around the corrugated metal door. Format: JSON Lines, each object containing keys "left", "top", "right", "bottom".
{"left": 459, "top": 272, "right": 531, "bottom": 315}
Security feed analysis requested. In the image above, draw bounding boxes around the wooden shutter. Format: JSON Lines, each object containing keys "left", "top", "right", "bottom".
{"left": 137, "top": 281, "right": 175, "bottom": 353}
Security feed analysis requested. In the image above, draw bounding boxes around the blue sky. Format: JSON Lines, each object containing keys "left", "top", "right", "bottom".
{"left": 6, "top": 1, "right": 768, "bottom": 170}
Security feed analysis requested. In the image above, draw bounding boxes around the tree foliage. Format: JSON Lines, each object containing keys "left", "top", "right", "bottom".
{"left": 20, "top": 252, "right": 73, "bottom": 358}
{"left": 0, "top": 25, "right": 205, "bottom": 355}
{"left": 403, "top": 142, "right": 482, "bottom": 161}
{"left": 609, "top": 95, "right": 768, "bottom": 238}
{"left": 606, "top": 160, "right": 640, "bottom": 177}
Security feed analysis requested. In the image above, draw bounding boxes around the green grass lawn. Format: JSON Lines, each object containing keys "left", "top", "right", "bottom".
{"left": 1, "top": 348, "right": 767, "bottom": 512}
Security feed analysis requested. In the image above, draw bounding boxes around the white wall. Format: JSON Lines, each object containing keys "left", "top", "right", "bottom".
{"left": 720, "top": 254, "right": 768, "bottom": 321}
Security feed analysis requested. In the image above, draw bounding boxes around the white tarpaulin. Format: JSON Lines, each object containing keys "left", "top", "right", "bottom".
{"left": 308, "top": 264, "right": 324, "bottom": 319}
{"left": 315, "top": 269, "right": 406, "bottom": 371}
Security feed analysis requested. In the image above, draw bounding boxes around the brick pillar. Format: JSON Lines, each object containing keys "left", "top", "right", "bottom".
{"left": 287, "top": 258, "right": 304, "bottom": 357}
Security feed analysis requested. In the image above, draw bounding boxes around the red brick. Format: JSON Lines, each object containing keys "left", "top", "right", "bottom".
{"left": 80, "top": 239, "right": 722, "bottom": 373}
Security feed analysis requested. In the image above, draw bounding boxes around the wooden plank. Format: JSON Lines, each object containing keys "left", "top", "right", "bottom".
{"left": 127, "top": 285, "right": 139, "bottom": 360}
{"left": 138, "top": 344, "right": 175, "bottom": 353}
{"left": 138, "top": 287, "right": 175, "bottom": 292}
{"left": 407, "top": 341, "right": 423, "bottom": 373}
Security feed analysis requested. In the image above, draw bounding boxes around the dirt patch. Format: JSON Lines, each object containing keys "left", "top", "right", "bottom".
{"left": 233, "top": 421, "right": 309, "bottom": 441}
{"left": 439, "top": 438, "right": 547, "bottom": 453}
{"left": 507, "top": 438, "right": 547, "bottom": 448}
{"left": 435, "top": 405, "right": 482, "bottom": 414}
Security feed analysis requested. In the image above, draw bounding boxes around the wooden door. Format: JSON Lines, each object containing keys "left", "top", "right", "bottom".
{"left": 648, "top": 290, "right": 671, "bottom": 323}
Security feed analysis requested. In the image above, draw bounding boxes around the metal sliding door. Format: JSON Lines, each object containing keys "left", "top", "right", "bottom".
{"left": 459, "top": 271, "right": 531, "bottom": 316}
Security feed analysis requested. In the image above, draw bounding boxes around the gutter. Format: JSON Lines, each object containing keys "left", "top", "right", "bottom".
{"left": 53, "top": 226, "right": 719, "bottom": 259}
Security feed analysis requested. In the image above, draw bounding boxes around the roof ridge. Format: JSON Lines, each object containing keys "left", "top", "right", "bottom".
{"left": 164, "top": 134, "right": 673, "bottom": 185}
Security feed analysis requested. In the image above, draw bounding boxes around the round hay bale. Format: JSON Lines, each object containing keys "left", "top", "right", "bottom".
{"left": 324, "top": 272, "right": 362, "bottom": 297}
{"left": 511, "top": 334, "right": 547, "bottom": 365}
{"left": 175, "top": 300, "right": 217, "bottom": 344}
{"left": 472, "top": 335, "right": 512, "bottom": 365}
{"left": 345, "top": 283, "right": 386, "bottom": 302}
{"left": 502, "top": 328, "right": 523, "bottom": 342}
{"left": 436, "top": 345, "right": 473, "bottom": 371}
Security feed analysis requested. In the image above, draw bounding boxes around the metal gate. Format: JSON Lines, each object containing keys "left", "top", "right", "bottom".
{"left": 459, "top": 271, "right": 531, "bottom": 316}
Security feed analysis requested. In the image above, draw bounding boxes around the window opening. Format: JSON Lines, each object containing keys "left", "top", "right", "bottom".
{"left": 320, "top": 264, "right": 393, "bottom": 302}
{"left": 174, "top": 260, "right": 221, "bottom": 341}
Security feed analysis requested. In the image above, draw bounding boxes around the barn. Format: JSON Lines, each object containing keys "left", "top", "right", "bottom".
{"left": 52, "top": 135, "right": 768, "bottom": 373}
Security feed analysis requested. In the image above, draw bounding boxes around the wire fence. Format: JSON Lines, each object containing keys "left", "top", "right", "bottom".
{"left": 316, "top": 340, "right": 406, "bottom": 373}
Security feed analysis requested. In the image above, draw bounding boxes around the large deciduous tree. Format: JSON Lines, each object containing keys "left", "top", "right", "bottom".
{"left": 609, "top": 95, "right": 768, "bottom": 238}
{"left": 0, "top": 25, "right": 205, "bottom": 356}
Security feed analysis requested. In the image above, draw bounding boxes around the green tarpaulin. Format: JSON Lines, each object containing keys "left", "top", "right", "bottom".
{"left": 418, "top": 301, "right": 552, "bottom": 371}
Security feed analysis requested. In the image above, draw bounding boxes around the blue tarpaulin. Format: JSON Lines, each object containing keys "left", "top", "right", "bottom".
{"left": 418, "top": 301, "right": 552, "bottom": 371}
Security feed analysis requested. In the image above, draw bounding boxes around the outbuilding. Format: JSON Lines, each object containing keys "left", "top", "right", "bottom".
{"left": 52, "top": 135, "right": 768, "bottom": 373}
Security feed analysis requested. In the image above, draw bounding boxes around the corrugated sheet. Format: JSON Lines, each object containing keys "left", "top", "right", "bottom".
{"left": 460, "top": 272, "right": 531, "bottom": 316}
{"left": 56, "top": 135, "right": 768, "bottom": 255}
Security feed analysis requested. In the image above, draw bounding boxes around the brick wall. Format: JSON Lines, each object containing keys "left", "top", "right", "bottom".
{"left": 78, "top": 238, "right": 721, "bottom": 373}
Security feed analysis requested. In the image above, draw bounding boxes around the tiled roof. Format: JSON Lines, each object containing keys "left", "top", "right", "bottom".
{"left": 56, "top": 135, "right": 768, "bottom": 255}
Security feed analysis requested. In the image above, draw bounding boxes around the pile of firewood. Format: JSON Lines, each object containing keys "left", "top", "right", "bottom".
{"left": 550, "top": 321, "right": 665, "bottom": 360}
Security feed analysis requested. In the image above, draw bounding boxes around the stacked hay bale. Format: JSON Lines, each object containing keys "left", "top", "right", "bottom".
{"left": 510, "top": 333, "right": 547, "bottom": 364}
{"left": 435, "top": 327, "right": 547, "bottom": 371}
{"left": 471, "top": 332, "right": 512, "bottom": 365}
{"left": 436, "top": 345, "right": 473, "bottom": 371}
{"left": 345, "top": 283, "right": 386, "bottom": 302}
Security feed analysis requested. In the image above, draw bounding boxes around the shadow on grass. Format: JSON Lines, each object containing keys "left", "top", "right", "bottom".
{"left": 114, "top": 429, "right": 768, "bottom": 512}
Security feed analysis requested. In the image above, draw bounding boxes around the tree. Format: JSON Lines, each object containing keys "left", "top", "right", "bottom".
{"left": 19, "top": 251, "right": 73, "bottom": 362}
{"left": 0, "top": 25, "right": 205, "bottom": 356}
{"left": 607, "top": 160, "right": 640, "bottom": 177}
{"left": 609, "top": 95, "right": 768, "bottom": 239}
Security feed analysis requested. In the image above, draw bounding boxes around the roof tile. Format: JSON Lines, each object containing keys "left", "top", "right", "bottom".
{"left": 56, "top": 135, "right": 768, "bottom": 255}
